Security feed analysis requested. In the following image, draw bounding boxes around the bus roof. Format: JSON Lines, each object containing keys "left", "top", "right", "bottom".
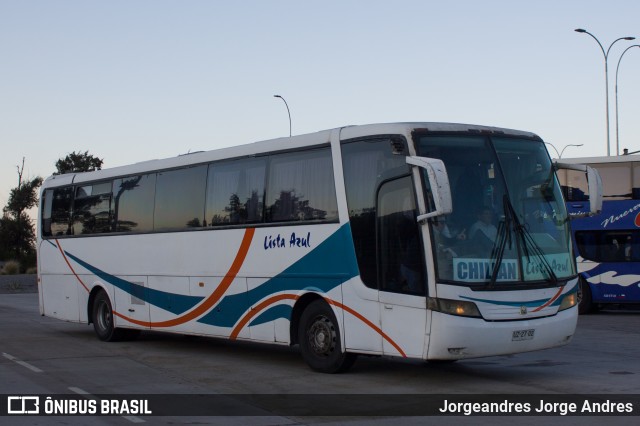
{"left": 42, "top": 122, "right": 540, "bottom": 188}
{"left": 558, "top": 154, "right": 640, "bottom": 165}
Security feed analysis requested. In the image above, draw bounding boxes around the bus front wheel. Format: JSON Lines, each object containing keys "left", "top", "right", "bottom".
{"left": 92, "top": 290, "right": 126, "bottom": 341}
{"left": 298, "top": 300, "right": 356, "bottom": 373}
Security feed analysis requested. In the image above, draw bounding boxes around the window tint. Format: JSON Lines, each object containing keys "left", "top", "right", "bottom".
{"left": 266, "top": 148, "right": 338, "bottom": 223}
{"left": 206, "top": 158, "right": 266, "bottom": 226}
{"left": 42, "top": 146, "right": 339, "bottom": 238}
{"left": 378, "top": 176, "right": 424, "bottom": 294}
{"left": 576, "top": 231, "right": 640, "bottom": 262}
{"left": 154, "top": 165, "right": 207, "bottom": 231}
{"left": 72, "top": 182, "right": 112, "bottom": 235}
{"left": 113, "top": 174, "right": 156, "bottom": 233}
{"left": 341, "top": 138, "right": 410, "bottom": 288}
{"left": 41, "top": 189, "right": 53, "bottom": 237}
{"left": 47, "top": 187, "right": 74, "bottom": 236}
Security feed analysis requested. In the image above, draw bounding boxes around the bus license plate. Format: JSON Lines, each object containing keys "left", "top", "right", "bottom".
{"left": 512, "top": 329, "right": 535, "bottom": 341}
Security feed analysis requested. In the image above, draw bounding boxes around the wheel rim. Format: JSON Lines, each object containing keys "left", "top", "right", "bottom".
{"left": 307, "top": 314, "right": 336, "bottom": 357}
{"left": 96, "top": 299, "right": 112, "bottom": 332}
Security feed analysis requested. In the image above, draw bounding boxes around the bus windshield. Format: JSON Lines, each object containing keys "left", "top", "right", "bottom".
{"left": 416, "top": 133, "right": 575, "bottom": 286}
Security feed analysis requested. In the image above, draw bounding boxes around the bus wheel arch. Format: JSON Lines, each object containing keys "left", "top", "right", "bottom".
{"left": 90, "top": 288, "right": 139, "bottom": 341}
{"left": 290, "top": 293, "right": 324, "bottom": 346}
{"left": 295, "top": 297, "right": 357, "bottom": 373}
{"left": 87, "top": 285, "right": 107, "bottom": 326}
{"left": 578, "top": 275, "right": 595, "bottom": 315}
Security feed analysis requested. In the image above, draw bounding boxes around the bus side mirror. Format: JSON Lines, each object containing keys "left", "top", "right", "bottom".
{"left": 554, "top": 162, "right": 603, "bottom": 216}
{"left": 586, "top": 165, "right": 603, "bottom": 214}
{"left": 406, "top": 156, "right": 453, "bottom": 222}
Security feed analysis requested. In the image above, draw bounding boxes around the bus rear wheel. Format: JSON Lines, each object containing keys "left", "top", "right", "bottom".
{"left": 92, "top": 290, "right": 127, "bottom": 341}
{"left": 298, "top": 300, "right": 356, "bottom": 373}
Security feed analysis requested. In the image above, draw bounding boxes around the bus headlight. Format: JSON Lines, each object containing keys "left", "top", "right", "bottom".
{"left": 427, "top": 297, "right": 482, "bottom": 318}
{"left": 558, "top": 291, "right": 578, "bottom": 311}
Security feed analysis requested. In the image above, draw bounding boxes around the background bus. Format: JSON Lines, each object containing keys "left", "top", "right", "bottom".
{"left": 38, "top": 123, "right": 596, "bottom": 373}
{"left": 557, "top": 154, "right": 640, "bottom": 313}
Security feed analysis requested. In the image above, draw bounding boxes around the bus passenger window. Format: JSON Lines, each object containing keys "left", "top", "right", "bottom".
{"left": 206, "top": 158, "right": 266, "bottom": 226}
{"left": 154, "top": 166, "right": 207, "bottom": 231}
{"left": 72, "top": 182, "right": 112, "bottom": 235}
{"left": 48, "top": 187, "right": 74, "bottom": 236}
{"left": 266, "top": 148, "right": 338, "bottom": 223}
{"left": 113, "top": 174, "right": 156, "bottom": 233}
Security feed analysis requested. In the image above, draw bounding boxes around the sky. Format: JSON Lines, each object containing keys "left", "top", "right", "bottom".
{"left": 2, "top": 0, "right": 640, "bottom": 212}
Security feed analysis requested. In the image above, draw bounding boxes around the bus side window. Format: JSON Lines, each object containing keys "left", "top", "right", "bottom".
{"left": 41, "top": 189, "right": 54, "bottom": 237}
{"left": 113, "top": 174, "right": 156, "bottom": 233}
{"left": 72, "top": 182, "right": 113, "bottom": 235}
{"left": 341, "top": 138, "right": 411, "bottom": 289}
{"left": 154, "top": 165, "right": 207, "bottom": 231}
{"left": 206, "top": 158, "right": 266, "bottom": 226}
{"left": 50, "top": 187, "right": 74, "bottom": 236}
{"left": 265, "top": 148, "right": 338, "bottom": 223}
{"left": 377, "top": 176, "right": 425, "bottom": 295}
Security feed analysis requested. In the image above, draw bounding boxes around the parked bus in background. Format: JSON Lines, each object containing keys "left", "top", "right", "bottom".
{"left": 557, "top": 155, "right": 640, "bottom": 314}
{"left": 38, "top": 123, "right": 601, "bottom": 373}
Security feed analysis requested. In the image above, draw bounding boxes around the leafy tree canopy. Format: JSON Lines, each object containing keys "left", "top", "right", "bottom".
{"left": 4, "top": 176, "right": 43, "bottom": 218}
{"left": 0, "top": 157, "right": 42, "bottom": 266}
{"left": 54, "top": 151, "right": 103, "bottom": 175}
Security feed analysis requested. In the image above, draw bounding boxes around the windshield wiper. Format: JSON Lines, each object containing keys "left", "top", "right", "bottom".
{"left": 488, "top": 196, "right": 513, "bottom": 287}
{"left": 489, "top": 195, "right": 558, "bottom": 286}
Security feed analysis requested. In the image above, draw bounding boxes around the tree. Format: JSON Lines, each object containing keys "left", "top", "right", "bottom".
{"left": 0, "top": 158, "right": 43, "bottom": 268}
{"left": 54, "top": 151, "right": 103, "bottom": 175}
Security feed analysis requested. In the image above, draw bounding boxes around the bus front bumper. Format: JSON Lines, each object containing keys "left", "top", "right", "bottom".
{"left": 426, "top": 307, "right": 578, "bottom": 360}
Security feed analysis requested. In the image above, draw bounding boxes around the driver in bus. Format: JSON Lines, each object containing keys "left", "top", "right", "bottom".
{"left": 469, "top": 207, "right": 497, "bottom": 252}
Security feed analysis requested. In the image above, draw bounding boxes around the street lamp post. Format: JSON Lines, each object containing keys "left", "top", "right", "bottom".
{"left": 560, "top": 143, "right": 584, "bottom": 158}
{"left": 545, "top": 142, "right": 584, "bottom": 159}
{"left": 615, "top": 45, "right": 640, "bottom": 156}
{"left": 575, "top": 29, "right": 635, "bottom": 156}
{"left": 273, "top": 95, "right": 292, "bottom": 137}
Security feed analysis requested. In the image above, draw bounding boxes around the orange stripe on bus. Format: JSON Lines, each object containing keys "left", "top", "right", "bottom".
{"left": 114, "top": 228, "right": 256, "bottom": 327}
{"left": 532, "top": 286, "right": 564, "bottom": 312}
{"left": 229, "top": 294, "right": 407, "bottom": 358}
{"left": 229, "top": 293, "right": 300, "bottom": 340}
{"left": 325, "top": 298, "right": 407, "bottom": 358}
{"left": 54, "top": 240, "right": 90, "bottom": 293}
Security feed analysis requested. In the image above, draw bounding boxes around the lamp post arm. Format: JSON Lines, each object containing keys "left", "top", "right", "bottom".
{"left": 615, "top": 45, "right": 640, "bottom": 82}
{"left": 560, "top": 144, "right": 584, "bottom": 158}
{"left": 545, "top": 142, "right": 560, "bottom": 158}
{"left": 607, "top": 37, "right": 634, "bottom": 58}
{"left": 579, "top": 30, "right": 607, "bottom": 59}
{"left": 273, "top": 95, "right": 292, "bottom": 137}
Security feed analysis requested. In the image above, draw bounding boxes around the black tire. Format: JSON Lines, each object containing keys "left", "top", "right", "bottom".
{"left": 426, "top": 359, "right": 457, "bottom": 365}
{"left": 298, "top": 300, "right": 357, "bottom": 373}
{"left": 578, "top": 276, "right": 593, "bottom": 315}
{"left": 92, "top": 290, "right": 126, "bottom": 341}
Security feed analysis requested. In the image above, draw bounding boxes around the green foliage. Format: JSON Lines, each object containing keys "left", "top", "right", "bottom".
{"left": 54, "top": 151, "right": 103, "bottom": 175}
{"left": 0, "top": 158, "right": 42, "bottom": 270}
{"left": 0, "top": 211, "right": 37, "bottom": 267}
{"left": 3, "top": 176, "right": 43, "bottom": 218}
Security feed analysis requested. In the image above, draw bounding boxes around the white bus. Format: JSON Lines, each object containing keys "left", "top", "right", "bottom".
{"left": 37, "top": 123, "right": 600, "bottom": 373}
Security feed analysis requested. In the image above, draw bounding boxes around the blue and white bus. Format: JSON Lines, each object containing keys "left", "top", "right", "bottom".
{"left": 37, "top": 123, "right": 600, "bottom": 373}
{"left": 558, "top": 155, "right": 640, "bottom": 314}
